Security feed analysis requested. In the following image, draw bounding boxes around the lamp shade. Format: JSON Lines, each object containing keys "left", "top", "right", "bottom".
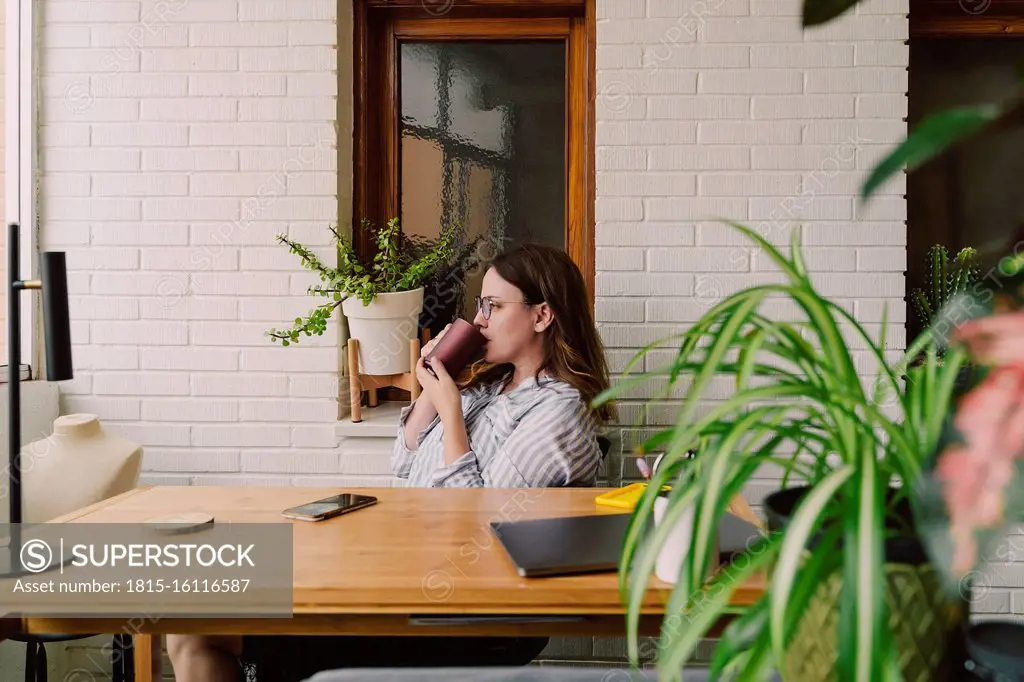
{"left": 39, "top": 251, "right": 73, "bottom": 382}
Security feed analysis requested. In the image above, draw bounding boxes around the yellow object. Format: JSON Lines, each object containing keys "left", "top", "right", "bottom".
{"left": 594, "top": 482, "right": 671, "bottom": 510}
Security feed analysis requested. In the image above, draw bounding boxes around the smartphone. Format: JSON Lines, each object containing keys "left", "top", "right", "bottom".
{"left": 281, "top": 493, "right": 378, "bottom": 522}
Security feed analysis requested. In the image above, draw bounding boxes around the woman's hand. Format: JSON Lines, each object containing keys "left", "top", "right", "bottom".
{"left": 415, "top": 355, "right": 462, "bottom": 424}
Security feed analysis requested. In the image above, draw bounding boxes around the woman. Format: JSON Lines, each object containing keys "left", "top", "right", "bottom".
{"left": 167, "top": 243, "right": 614, "bottom": 682}
{"left": 394, "top": 241, "right": 613, "bottom": 488}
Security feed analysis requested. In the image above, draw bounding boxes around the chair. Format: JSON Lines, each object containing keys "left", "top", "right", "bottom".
{"left": 3, "top": 632, "right": 133, "bottom": 682}
{"left": 598, "top": 435, "right": 611, "bottom": 459}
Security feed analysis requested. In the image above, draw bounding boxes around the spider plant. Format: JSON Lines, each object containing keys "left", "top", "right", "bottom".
{"left": 592, "top": 221, "right": 968, "bottom": 681}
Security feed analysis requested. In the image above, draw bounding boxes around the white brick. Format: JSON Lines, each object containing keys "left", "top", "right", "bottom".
{"left": 140, "top": 348, "right": 240, "bottom": 371}
{"left": 598, "top": 121, "right": 698, "bottom": 146}
{"left": 141, "top": 48, "right": 238, "bottom": 72}
{"left": 599, "top": 68, "right": 698, "bottom": 94}
{"left": 44, "top": 149, "right": 140, "bottom": 171}
{"left": 57, "top": 375, "right": 93, "bottom": 395}
{"left": 192, "top": 425, "right": 290, "bottom": 448}
{"left": 92, "top": 321, "right": 189, "bottom": 345}
{"left": 92, "top": 73, "right": 189, "bottom": 98}
{"left": 142, "top": 399, "right": 239, "bottom": 423}
{"left": 141, "top": 247, "right": 240, "bottom": 271}
{"left": 288, "top": 22, "right": 337, "bottom": 46}
{"left": 239, "top": 348, "right": 337, "bottom": 371}
{"left": 751, "top": 44, "right": 855, "bottom": 67}
{"left": 39, "top": 124, "right": 91, "bottom": 147}
{"left": 48, "top": 48, "right": 140, "bottom": 73}
{"left": 190, "top": 74, "right": 287, "bottom": 97}
{"left": 808, "top": 273, "right": 904, "bottom": 298}
{"left": 288, "top": 375, "right": 341, "bottom": 399}
{"left": 143, "top": 149, "right": 239, "bottom": 172}
{"left": 852, "top": 196, "right": 905, "bottom": 221}
{"left": 91, "top": 222, "right": 189, "bottom": 245}
{"left": 596, "top": 273, "right": 694, "bottom": 297}
{"left": 856, "top": 248, "right": 907, "bottom": 272}
{"left": 239, "top": 0, "right": 334, "bottom": 21}
{"left": 46, "top": 174, "right": 91, "bottom": 197}
{"left": 596, "top": 248, "right": 645, "bottom": 271}
{"left": 188, "top": 173, "right": 267, "bottom": 196}
{"left": 42, "top": 99, "right": 140, "bottom": 123}
{"left": 803, "top": 170, "right": 905, "bottom": 196}
{"left": 699, "top": 173, "right": 800, "bottom": 196}
{"left": 596, "top": 298, "right": 645, "bottom": 322}
{"left": 240, "top": 47, "right": 334, "bottom": 72}
{"left": 753, "top": 145, "right": 859, "bottom": 171}
{"left": 642, "top": 45, "right": 749, "bottom": 69}
{"left": 94, "top": 173, "right": 189, "bottom": 196}
{"left": 190, "top": 221, "right": 291, "bottom": 246}
{"left": 702, "top": 18, "right": 804, "bottom": 42}
{"left": 597, "top": 148, "right": 646, "bottom": 171}
{"left": 287, "top": 172, "right": 339, "bottom": 196}
{"left": 187, "top": 272, "right": 290, "bottom": 296}
{"left": 239, "top": 246, "right": 329, "bottom": 271}
{"left": 596, "top": 89, "right": 646, "bottom": 119}
{"left": 807, "top": 68, "right": 908, "bottom": 94}
{"left": 802, "top": 120, "right": 906, "bottom": 144}
{"left": 287, "top": 73, "right": 338, "bottom": 96}
{"left": 75, "top": 345, "right": 140, "bottom": 370}
{"left": 68, "top": 296, "right": 140, "bottom": 320}
{"left": 62, "top": 397, "right": 141, "bottom": 421}
{"left": 109, "top": 423, "right": 191, "bottom": 447}
{"left": 598, "top": 0, "right": 645, "bottom": 17}
{"left": 645, "top": 197, "right": 747, "bottom": 221}
{"left": 241, "top": 450, "right": 339, "bottom": 473}
{"left": 649, "top": 96, "right": 749, "bottom": 120}
{"left": 93, "top": 123, "right": 188, "bottom": 146}
{"left": 855, "top": 300, "right": 907, "bottom": 323}
{"left": 856, "top": 94, "right": 907, "bottom": 118}
{"left": 650, "top": 247, "right": 751, "bottom": 272}
{"left": 750, "top": 0, "right": 803, "bottom": 14}
{"left": 599, "top": 19, "right": 698, "bottom": 45}
{"left": 140, "top": 98, "right": 238, "bottom": 122}
{"left": 49, "top": 2, "right": 140, "bottom": 22}
{"left": 752, "top": 96, "right": 855, "bottom": 119}
{"left": 598, "top": 172, "right": 697, "bottom": 196}
{"left": 647, "top": 0, "right": 750, "bottom": 16}
{"left": 240, "top": 97, "right": 336, "bottom": 121}
{"left": 140, "top": 297, "right": 239, "bottom": 320}
{"left": 139, "top": 0, "right": 240, "bottom": 22}
{"left": 46, "top": 222, "right": 91, "bottom": 246}
{"left": 239, "top": 400, "right": 337, "bottom": 424}
{"left": 143, "top": 198, "right": 239, "bottom": 221}
{"left": 191, "top": 322, "right": 281, "bottom": 346}
{"left": 190, "top": 123, "right": 287, "bottom": 146}
{"left": 753, "top": 247, "right": 856, "bottom": 271}
{"left": 750, "top": 196, "right": 853, "bottom": 220}
{"left": 596, "top": 198, "right": 643, "bottom": 221}
{"left": 239, "top": 146, "right": 336, "bottom": 172}
{"left": 699, "top": 70, "right": 803, "bottom": 94}
{"left": 43, "top": 197, "right": 141, "bottom": 220}
{"left": 804, "top": 15, "right": 907, "bottom": 41}
{"left": 191, "top": 23, "right": 287, "bottom": 47}
{"left": 238, "top": 297, "right": 322, "bottom": 322}
{"left": 66, "top": 273, "right": 92, "bottom": 294}
{"left": 649, "top": 146, "right": 750, "bottom": 170}
{"left": 42, "top": 25, "right": 91, "bottom": 47}
{"left": 598, "top": 45, "right": 644, "bottom": 69}
{"left": 855, "top": 43, "right": 910, "bottom": 66}
{"left": 90, "top": 24, "right": 189, "bottom": 48}
{"left": 601, "top": 325, "right": 689, "bottom": 348}
{"left": 698, "top": 121, "right": 801, "bottom": 145}
{"left": 193, "top": 373, "right": 289, "bottom": 397}
{"left": 647, "top": 298, "right": 727, "bottom": 322}
{"left": 144, "top": 450, "right": 241, "bottom": 473}
{"left": 802, "top": 222, "right": 905, "bottom": 246}
{"left": 94, "top": 372, "right": 190, "bottom": 396}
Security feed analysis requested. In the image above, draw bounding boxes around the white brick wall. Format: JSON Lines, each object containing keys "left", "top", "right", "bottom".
{"left": 20, "top": 0, "right": 1014, "bottom": 679}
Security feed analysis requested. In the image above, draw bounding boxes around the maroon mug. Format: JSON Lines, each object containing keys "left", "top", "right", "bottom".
{"left": 424, "top": 318, "right": 487, "bottom": 378}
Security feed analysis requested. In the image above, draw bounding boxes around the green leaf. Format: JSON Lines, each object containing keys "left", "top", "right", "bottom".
{"left": 862, "top": 105, "right": 1000, "bottom": 199}
{"left": 802, "top": 0, "right": 860, "bottom": 27}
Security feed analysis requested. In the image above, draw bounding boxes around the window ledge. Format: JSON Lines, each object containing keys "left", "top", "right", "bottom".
{"left": 336, "top": 401, "right": 406, "bottom": 438}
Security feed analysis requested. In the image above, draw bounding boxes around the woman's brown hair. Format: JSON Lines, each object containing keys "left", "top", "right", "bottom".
{"left": 461, "top": 243, "right": 615, "bottom": 424}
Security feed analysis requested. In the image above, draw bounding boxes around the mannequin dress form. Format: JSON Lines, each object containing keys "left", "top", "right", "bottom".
{"left": 9, "top": 413, "right": 142, "bottom": 524}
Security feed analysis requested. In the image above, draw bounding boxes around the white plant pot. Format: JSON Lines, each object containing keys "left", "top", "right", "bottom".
{"left": 342, "top": 288, "right": 424, "bottom": 376}
{"left": 654, "top": 494, "right": 695, "bottom": 585}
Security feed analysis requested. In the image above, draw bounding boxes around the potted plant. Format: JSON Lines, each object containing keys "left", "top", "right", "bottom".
{"left": 592, "top": 222, "right": 971, "bottom": 681}
{"left": 266, "top": 217, "right": 457, "bottom": 375}
{"left": 404, "top": 228, "right": 491, "bottom": 339}
{"left": 910, "top": 244, "right": 980, "bottom": 342}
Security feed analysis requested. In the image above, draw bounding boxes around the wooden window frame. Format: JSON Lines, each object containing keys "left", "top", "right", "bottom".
{"left": 911, "top": 0, "right": 1024, "bottom": 37}
{"left": 353, "top": 0, "right": 596, "bottom": 307}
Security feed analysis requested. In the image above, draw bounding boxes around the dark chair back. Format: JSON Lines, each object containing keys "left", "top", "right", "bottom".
{"left": 597, "top": 435, "right": 611, "bottom": 460}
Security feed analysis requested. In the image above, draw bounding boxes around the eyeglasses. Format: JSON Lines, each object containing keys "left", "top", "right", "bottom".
{"left": 475, "top": 296, "right": 532, "bottom": 320}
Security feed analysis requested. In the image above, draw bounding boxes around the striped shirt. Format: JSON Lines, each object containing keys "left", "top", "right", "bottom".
{"left": 391, "top": 372, "right": 602, "bottom": 488}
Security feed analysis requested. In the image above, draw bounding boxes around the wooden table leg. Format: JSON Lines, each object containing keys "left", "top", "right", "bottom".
{"left": 134, "top": 633, "right": 158, "bottom": 682}
{"left": 348, "top": 339, "right": 362, "bottom": 422}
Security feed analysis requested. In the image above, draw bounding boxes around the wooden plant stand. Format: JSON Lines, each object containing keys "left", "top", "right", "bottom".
{"left": 346, "top": 330, "right": 430, "bottom": 423}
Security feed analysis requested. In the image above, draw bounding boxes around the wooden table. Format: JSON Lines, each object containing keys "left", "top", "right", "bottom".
{"left": 12, "top": 486, "right": 765, "bottom": 681}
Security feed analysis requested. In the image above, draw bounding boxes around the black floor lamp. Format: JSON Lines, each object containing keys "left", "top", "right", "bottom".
{"left": 2, "top": 221, "right": 73, "bottom": 578}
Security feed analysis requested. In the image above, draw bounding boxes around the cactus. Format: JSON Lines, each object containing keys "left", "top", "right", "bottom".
{"left": 911, "top": 244, "right": 980, "bottom": 330}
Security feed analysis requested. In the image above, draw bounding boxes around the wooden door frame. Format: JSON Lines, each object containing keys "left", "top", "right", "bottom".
{"left": 352, "top": 0, "right": 596, "bottom": 306}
